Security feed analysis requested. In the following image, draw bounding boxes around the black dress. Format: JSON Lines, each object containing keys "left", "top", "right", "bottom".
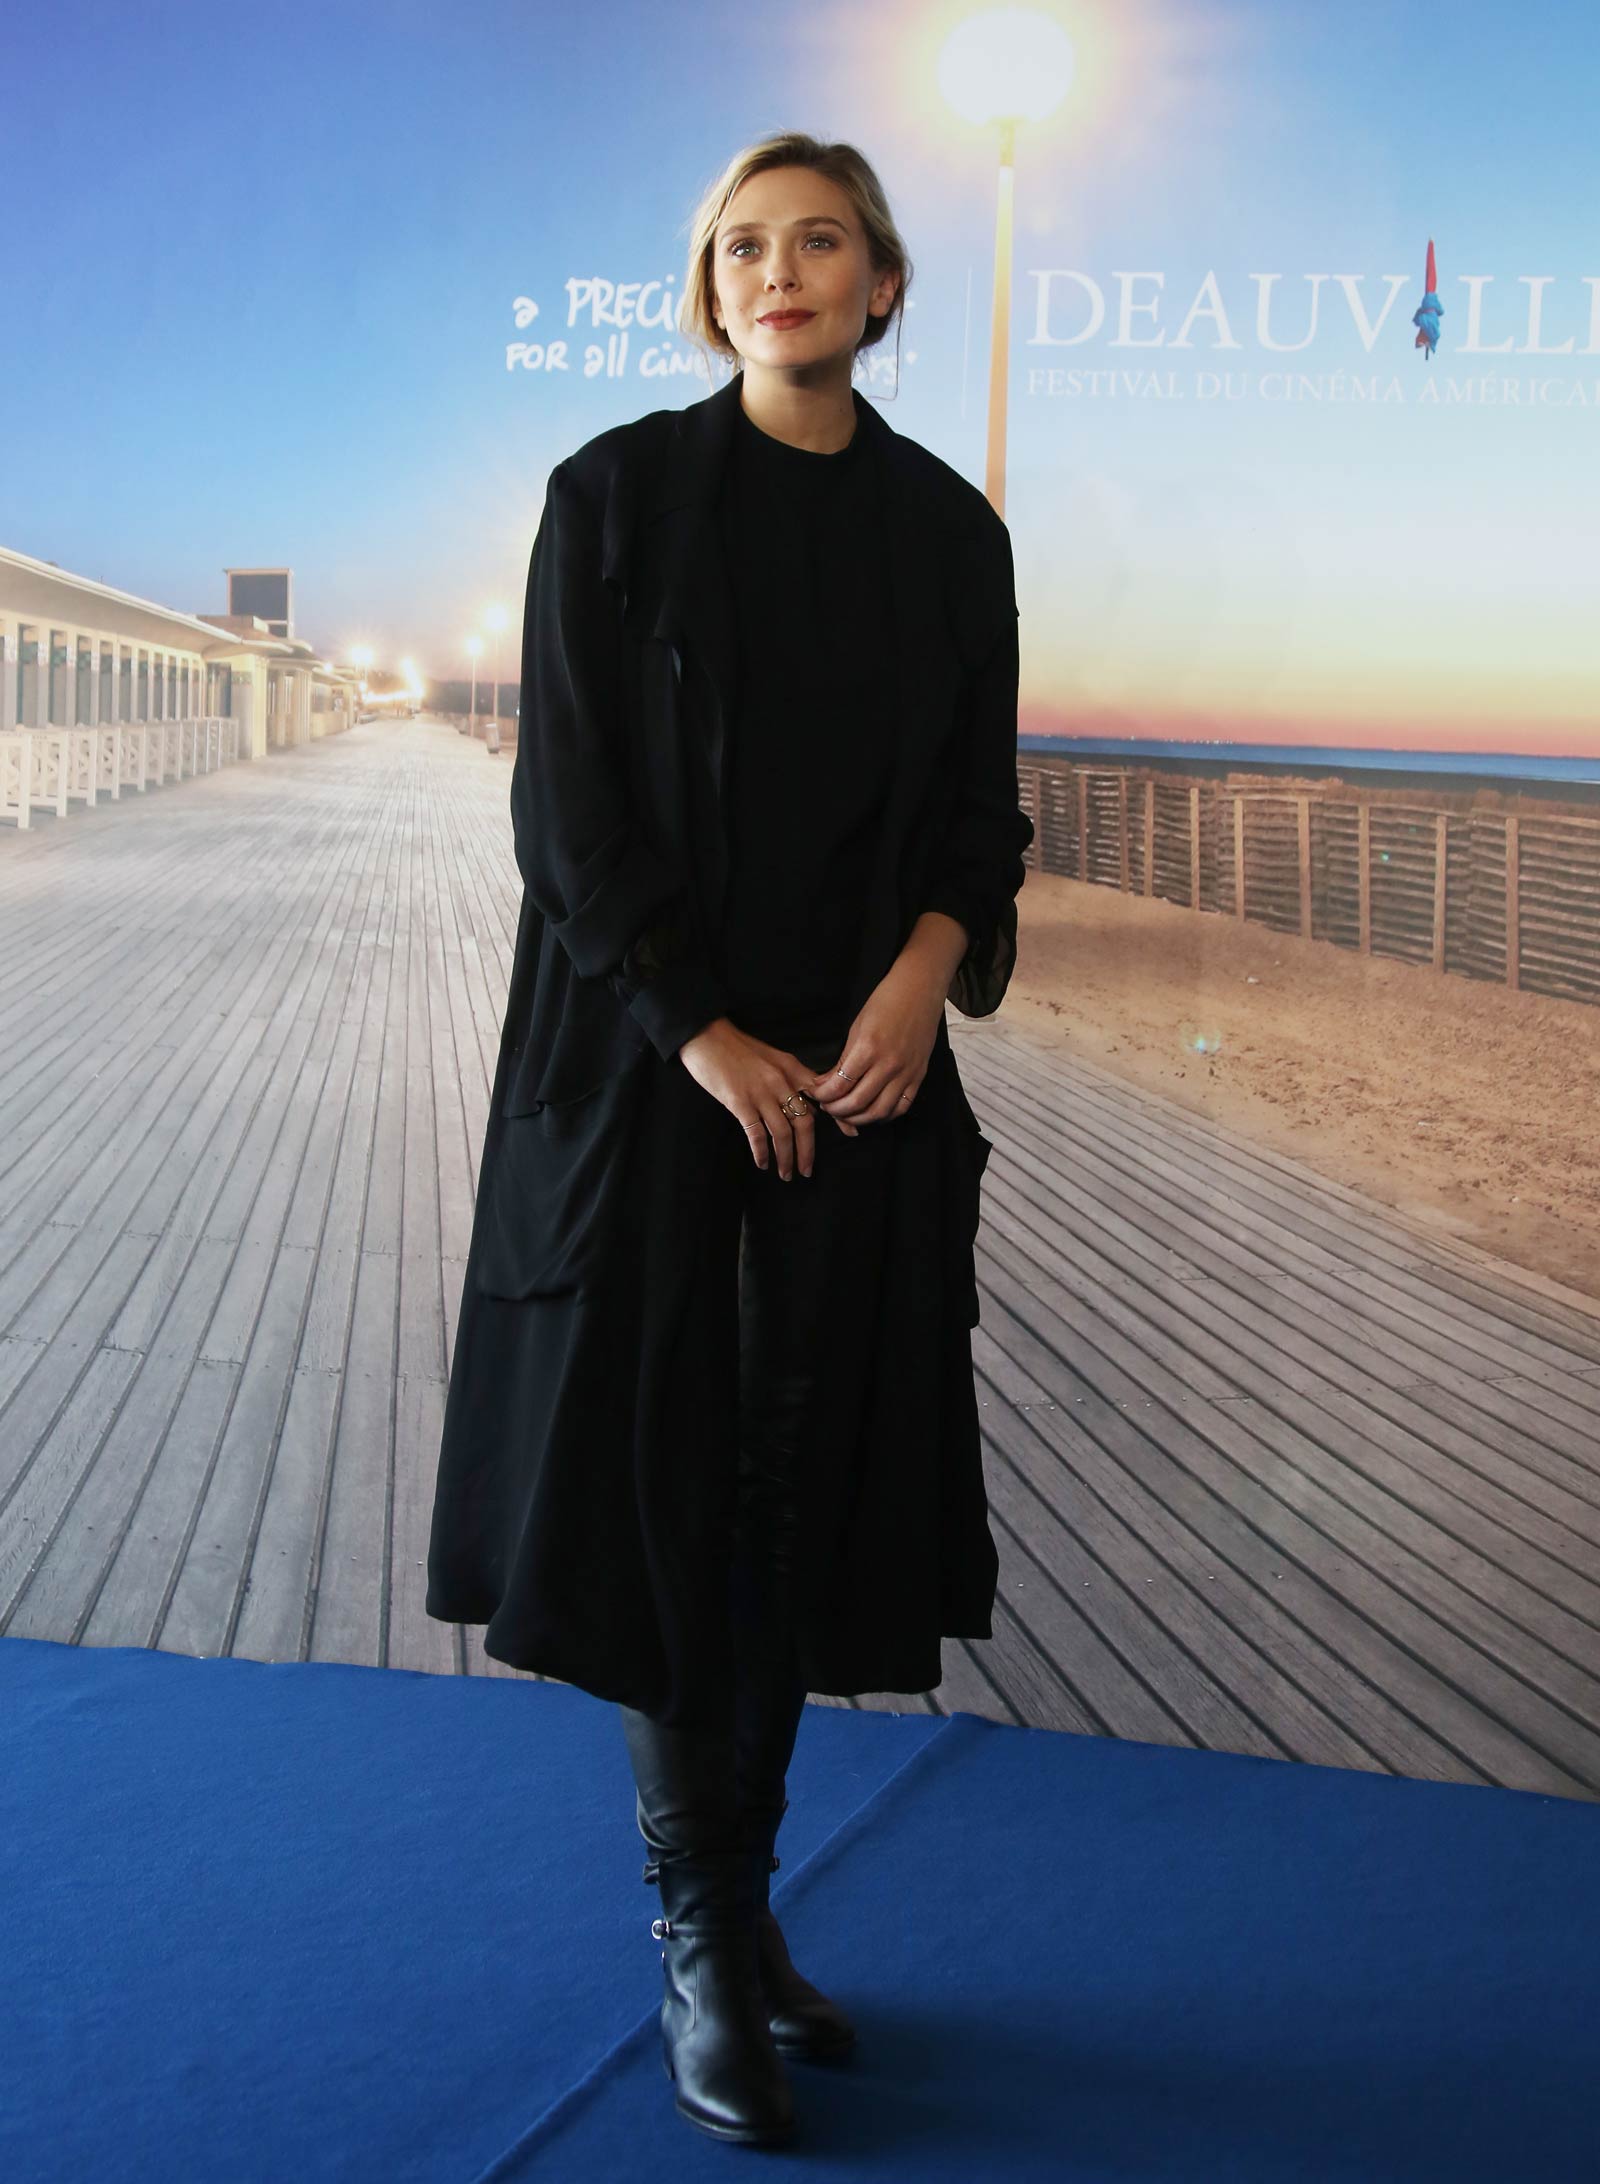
{"left": 713, "top": 398, "right": 892, "bottom": 1070}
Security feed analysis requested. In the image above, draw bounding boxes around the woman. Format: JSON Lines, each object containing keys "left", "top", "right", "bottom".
{"left": 425, "top": 131, "right": 1033, "bottom": 2147}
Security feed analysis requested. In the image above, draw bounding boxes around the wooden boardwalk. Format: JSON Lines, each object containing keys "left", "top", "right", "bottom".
{"left": 3, "top": 716, "right": 1598, "bottom": 1803}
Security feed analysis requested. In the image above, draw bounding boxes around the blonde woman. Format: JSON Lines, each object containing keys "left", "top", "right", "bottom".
{"left": 426, "top": 131, "right": 1032, "bottom": 2147}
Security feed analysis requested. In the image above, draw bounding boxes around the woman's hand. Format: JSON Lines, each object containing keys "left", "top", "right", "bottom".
{"left": 806, "top": 959, "right": 950, "bottom": 1129}
{"left": 676, "top": 1020, "right": 862, "bottom": 1178}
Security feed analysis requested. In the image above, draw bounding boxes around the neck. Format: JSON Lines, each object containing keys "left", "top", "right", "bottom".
{"left": 735, "top": 367, "right": 858, "bottom": 454}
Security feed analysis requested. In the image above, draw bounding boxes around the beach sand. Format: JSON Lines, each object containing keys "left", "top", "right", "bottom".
{"left": 1002, "top": 871, "right": 1600, "bottom": 1307}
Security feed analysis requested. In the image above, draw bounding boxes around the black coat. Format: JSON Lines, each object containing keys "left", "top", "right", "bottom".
{"left": 424, "top": 372, "right": 1034, "bottom": 1724}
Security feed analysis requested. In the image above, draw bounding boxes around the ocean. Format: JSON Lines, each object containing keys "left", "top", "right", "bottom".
{"left": 1022, "top": 738, "right": 1600, "bottom": 789}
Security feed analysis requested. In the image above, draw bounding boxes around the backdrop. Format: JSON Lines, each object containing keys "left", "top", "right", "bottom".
{"left": 2, "top": 0, "right": 1597, "bottom": 1808}
{"left": 5, "top": 0, "right": 1596, "bottom": 772}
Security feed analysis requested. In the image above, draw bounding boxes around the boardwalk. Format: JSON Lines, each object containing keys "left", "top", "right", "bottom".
{"left": 3, "top": 717, "right": 1598, "bottom": 1803}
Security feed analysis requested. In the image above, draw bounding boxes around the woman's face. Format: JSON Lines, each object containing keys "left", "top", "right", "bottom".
{"left": 710, "top": 165, "right": 898, "bottom": 379}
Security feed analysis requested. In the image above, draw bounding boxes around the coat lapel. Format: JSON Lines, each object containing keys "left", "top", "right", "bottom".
{"left": 646, "top": 384, "right": 743, "bottom": 831}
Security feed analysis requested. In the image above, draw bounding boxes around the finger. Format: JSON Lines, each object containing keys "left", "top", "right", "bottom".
{"left": 798, "top": 1062, "right": 859, "bottom": 1135}
{"left": 808, "top": 1083, "right": 858, "bottom": 1135}
{"left": 760, "top": 1104, "right": 801, "bottom": 1180}
{"left": 805, "top": 1059, "right": 855, "bottom": 1107}
{"left": 770, "top": 1058, "right": 831, "bottom": 1162}
{"left": 850, "top": 1074, "right": 920, "bottom": 1128}
{"left": 805, "top": 1058, "right": 853, "bottom": 1109}
{"left": 822, "top": 1062, "right": 891, "bottom": 1125}
{"left": 790, "top": 1095, "right": 817, "bottom": 1177}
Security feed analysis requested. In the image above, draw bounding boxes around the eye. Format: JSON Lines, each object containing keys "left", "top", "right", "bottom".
{"left": 728, "top": 233, "right": 837, "bottom": 258}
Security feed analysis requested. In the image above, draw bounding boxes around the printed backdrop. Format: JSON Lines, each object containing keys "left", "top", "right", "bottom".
{"left": 5, "top": 0, "right": 1596, "bottom": 770}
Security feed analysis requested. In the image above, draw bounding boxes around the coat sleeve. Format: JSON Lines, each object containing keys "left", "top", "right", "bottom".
{"left": 917, "top": 515, "right": 1035, "bottom": 1018}
{"left": 509, "top": 458, "right": 732, "bottom": 1062}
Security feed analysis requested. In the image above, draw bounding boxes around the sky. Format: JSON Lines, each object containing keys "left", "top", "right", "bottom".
{"left": 3, "top": 0, "right": 1597, "bottom": 756}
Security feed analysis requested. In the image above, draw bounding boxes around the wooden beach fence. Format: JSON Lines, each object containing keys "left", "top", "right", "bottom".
{"left": 1020, "top": 759, "right": 1600, "bottom": 1008}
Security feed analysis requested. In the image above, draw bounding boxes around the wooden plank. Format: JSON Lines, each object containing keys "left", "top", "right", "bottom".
{"left": 974, "top": 1299, "right": 1597, "bottom": 1795}
{"left": 1358, "top": 802, "right": 1372, "bottom": 952}
{"left": 1297, "top": 795, "right": 1313, "bottom": 937}
{"left": 974, "top": 1328, "right": 1545, "bottom": 1786}
{"left": 1142, "top": 777, "right": 1155, "bottom": 896}
{"left": 972, "top": 1034, "right": 1600, "bottom": 1390}
{"left": 1505, "top": 812, "right": 1521, "bottom": 991}
{"left": 1433, "top": 813, "right": 1449, "bottom": 971}
{"left": 973, "top": 1109, "right": 1573, "bottom": 1413}
{"left": 8, "top": 719, "right": 1600, "bottom": 1797}
{"left": 985, "top": 1022, "right": 1600, "bottom": 1345}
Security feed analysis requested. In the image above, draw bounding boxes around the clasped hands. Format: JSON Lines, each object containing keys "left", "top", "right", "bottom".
{"left": 677, "top": 953, "right": 951, "bottom": 1181}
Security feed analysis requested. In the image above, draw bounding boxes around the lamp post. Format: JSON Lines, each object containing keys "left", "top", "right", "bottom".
{"left": 350, "top": 644, "right": 373, "bottom": 720}
{"left": 937, "top": 8, "right": 1074, "bottom": 517}
{"left": 465, "top": 634, "right": 483, "bottom": 736}
{"left": 483, "top": 604, "right": 508, "bottom": 737}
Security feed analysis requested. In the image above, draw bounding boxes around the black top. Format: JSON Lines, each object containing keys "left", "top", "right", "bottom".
{"left": 712, "top": 394, "right": 892, "bottom": 1064}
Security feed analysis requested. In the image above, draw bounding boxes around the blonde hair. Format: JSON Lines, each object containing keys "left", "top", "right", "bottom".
{"left": 678, "top": 132, "right": 912, "bottom": 384}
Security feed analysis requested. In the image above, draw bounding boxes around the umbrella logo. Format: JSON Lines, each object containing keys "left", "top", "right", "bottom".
{"left": 1412, "top": 237, "right": 1443, "bottom": 360}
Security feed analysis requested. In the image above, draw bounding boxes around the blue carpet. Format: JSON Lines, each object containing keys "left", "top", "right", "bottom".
{"left": 3, "top": 1634, "right": 1597, "bottom": 2182}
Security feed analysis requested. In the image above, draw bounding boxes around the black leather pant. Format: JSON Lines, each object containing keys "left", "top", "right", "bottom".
{"left": 621, "top": 1057, "right": 850, "bottom": 1832}
{"left": 726, "top": 1121, "right": 841, "bottom": 1799}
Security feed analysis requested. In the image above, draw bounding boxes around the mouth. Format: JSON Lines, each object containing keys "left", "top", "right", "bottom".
{"left": 758, "top": 311, "right": 815, "bottom": 328}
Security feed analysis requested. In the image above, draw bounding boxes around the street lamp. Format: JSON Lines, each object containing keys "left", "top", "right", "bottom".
{"left": 483, "top": 604, "right": 508, "bottom": 737}
{"left": 350, "top": 644, "right": 373, "bottom": 714}
{"left": 465, "top": 634, "right": 483, "bottom": 737}
{"left": 937, "top": 7, "right": 1075, "bottom": 516}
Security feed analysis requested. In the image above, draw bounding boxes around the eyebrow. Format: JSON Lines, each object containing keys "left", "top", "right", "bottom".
{"left": 719, "top": 215, "right": 849, "bottom": 239}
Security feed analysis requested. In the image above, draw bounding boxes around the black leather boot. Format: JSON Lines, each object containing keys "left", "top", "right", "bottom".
{"left": 618, "top": 1702, "right": 797, "bottom": 2146}
{"left": 641, "top": 1807, "right": 856, "bottom": 2059}
{"left": 742, "top": 1793, "right": 857, "bottom": 2060}
{"left": 640, "top": 1672, "right": 857, "bottom": 2061}
{"left": 667, "top": 1409, "right": 857, "bottom": 2062}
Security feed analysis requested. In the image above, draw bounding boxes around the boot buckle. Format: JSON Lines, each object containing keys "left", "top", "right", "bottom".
{"left": 651, "top": 1916, "right": 671, "bottom": 1940}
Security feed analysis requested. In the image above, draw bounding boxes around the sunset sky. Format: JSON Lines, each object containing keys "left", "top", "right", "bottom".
{"left": 3, "top": 0, "right": 1595, "bottom": 759}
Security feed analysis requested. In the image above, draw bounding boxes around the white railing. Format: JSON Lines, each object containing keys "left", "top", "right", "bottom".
{"left": 0, "top": 717, "right": 240, "bottom": 830}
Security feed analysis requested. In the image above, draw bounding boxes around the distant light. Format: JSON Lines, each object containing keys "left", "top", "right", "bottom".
{"left": 937, "top": 8, "right": 1075, "bottom": 126}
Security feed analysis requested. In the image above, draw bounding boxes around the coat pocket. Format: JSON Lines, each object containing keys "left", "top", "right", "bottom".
{"left": 499, "top": 995, "right": 650, "bottom": 1126}
{"left": 474, "top": 1051, "right": 648, "bottom": 1301}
